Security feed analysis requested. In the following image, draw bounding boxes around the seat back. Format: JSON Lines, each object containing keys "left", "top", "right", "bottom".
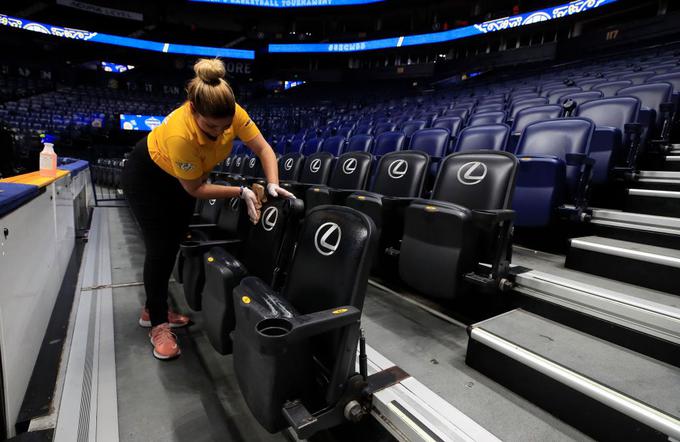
{"left": 371, "top": 150, "right": 429, "bottom": 197}
{"left": 468, "top": 111, "right": 506, "bottom": 127}
{"left": 197, "top": 183, "right": 227, "bottom": 223}
{"left": 455, "top": 124, "right": 510, "bottom": 152}
{"left": 432, "top": 116, "right": 463, "bottom": 137}
{"left": 401, "top": 120, "right": 427, "bottom": 138}
{"left": 242, "top": 155, "right": 262, "bottom": 178}
{"left": 592, "top": 80, "right": 633, "bottom": 97}
{"left": 576, "top": 96, "right": 640, "bottom": 132}
{"left": 647, "top": 72, "right": 680, "bottom": 93}
{"left": 286, "top": 138, "right": 304, "bottom": 154}
{"left": 618, "top": 71, "right": 655, "bottom": 85}
{"left": 354, "top": 124, "right": 373, "bottom": 135}
{"left": 278, "top": 152, "right": 305, "bottom": 181}
{"left": 511, "top": 104, "right": 562, "bottom": 136}
{"left": 577, "top": 78, "right": 605, "bottom": 91}
{"left": 373, "top": 122, "right": 397, "bottom": 136}
{"left": 345, "top": 134, "right": 373, "bottom": 153}
{"left": 617, "top": 82, "right": 673, "bottom": 127}
{"left": 409, "top": 128, "right": 449, "bottom": 158}
{"left": 230, "top": 155, "right": 246, "bottom": 175}
{"left": 320, "top": 135, "right": 345, "bottom": 156}
{"left": 372, "top": 131, "right": 405, "bottom": 156}
{"left": 547, "top": 87, "right": 582, "bottom": 104}
{"left": 299, "top": 152, "right": 334, "bottom": 185}
{"left": 515, "top": 118, "right": 594, "bottom": 196}
{"left": 444, "top": 108, "right": 469, "bottom": 120}
{"left": 328, "top": 151, "right": 373, "bottom": 189}
{"left": 509, "top": 97, "right": 549, "bottom": 120}
{"left": 431, "top": 151, "right": 518, "bottom": 210}
{"left": 475, "top": 103, "right": 504, "bottom": 113}
{"left": 301, "top": 137, "right": 323, "bottom": 156}
{"left": 559, "top": 91, "right": 603, "bottom": 106}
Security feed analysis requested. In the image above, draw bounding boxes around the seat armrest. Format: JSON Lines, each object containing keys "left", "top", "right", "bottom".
{"left": 624, "top": 122, "right": 643, "bottom": 135}
{"left": 565, "top": 153, "right": 595, "bottom": 166}
{"left": 471, "top": 209, "right": 515, "bottom": 225}
{"left": 180, "top": 239, "right": 241, "bottom": 257}
{"left": 256, "top": 306, "right": 361, "bottom": 354}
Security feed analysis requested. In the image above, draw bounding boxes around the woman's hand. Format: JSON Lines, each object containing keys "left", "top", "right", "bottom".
{"left": 240, "top": 187, "right": 262, "bottom": 223}
{"left": 267, "top": 183, "right": 296, "bottom": 199}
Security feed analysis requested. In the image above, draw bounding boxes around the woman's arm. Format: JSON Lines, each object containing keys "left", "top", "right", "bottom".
{"left": 245, "top": 134, "right": 295, "bottom": 198}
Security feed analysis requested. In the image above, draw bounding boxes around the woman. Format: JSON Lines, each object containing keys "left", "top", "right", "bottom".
{"left": 122, "top": 58, "right": 294, "bottom": 360}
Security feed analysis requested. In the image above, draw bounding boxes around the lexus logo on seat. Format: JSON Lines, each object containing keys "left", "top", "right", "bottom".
{"left": 457, "top": 162, "right": 487, "bottom": 185}
{"left": 284, "top": 158, "right": 294, "bottom": 171}
{"left": 310, "top": 159, "right": 321, "bottom": 173}
{"left": 249, "top": 158, "right": 256, "bottom": 168}
{"left": 208, "top": 199, "right": 216, "bottom": 206}
{"left": 261, "top": 206, "right": 278, "bottom": 231}
{"left": 225, "top": 158, "right": 232, "bottom": 166}
{"left": 342, "top": 158, "right": 357, "bottom": 175}
{"left": 229, "top": 198, "right": 239, "bottom": 211}
{"left": 388, "top": 160, "right": 408, "bottom": 179}
{"left": 314, "top": 222, "right": 341, "bottom": 256}
{"left": 235, "top": 158, "right": 242, "bottom": 166}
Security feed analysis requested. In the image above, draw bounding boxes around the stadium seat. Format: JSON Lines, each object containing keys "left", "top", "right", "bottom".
{"left": 305, "top": 151, "right": 373, "bottom": 211}
{"left": 574, "top": 78, "right": 604, "bottom": 90}
{"left": 320, "top": 135, "right": 346, "bottom": 156}
{"left": 592, "top": 80, "right": 633, "bottom": 98}
{"left": 647, "top": 72, "right": 680, "bottom": 94}
{"left": 401, "top": 120, "right": 427, "bottom": 142}
{"left": 508, "top": 97, "right": 549, "bottom": 122}
{"left": 454, "top": 124, "right": 510, "bottom": 152}
{"left": 345, "top": 134, "right": 374, "bottom": 153}
{"left": 286, "top": 138, "right": 305, "bottom": 154}
{"left": 300, "top": 137, "right": 323, "bottom": 156}
{"left": 398, "top": 151, "right": 518, "bottom": 299}
{"left": 280, "top": 152, "right": 334, "bottom": 198}
{"left": 575, "top": 97, "right": 641, "bottom": 182}
{"left": 444, "top": 107, "right": 470, "bottom": 121}
{"left": 474, "top": 103, "right": 505, "bottom": 113}
{"left": 232, "top": 205, "right": 377, "bottom": 437}
{"left": 372, "top": 131, "right": 406, "bottom": 157}
{"left": 277, "top": 152, "right": 305, "bottom": 182}
{"left": 618, "top": 71, "right": 656, "bottom": 85}
{"left": 513, "top": 118, "right": 594, "bottom": 227}
{"left": 559, "top": 91, "right": 603, "bottom": 106}
{"left": 547, "top": 87, "right": 583, "bottom": 104}
{"left": 468, "top": 111, "right": 507, "bottom": 127}
{"left": 508, "top": 104, "right": 563, "bottom": 151}
{"left": 353, "top": 124, "right": 373, "bottom": 135}
{"left": 408, "top": 128, "right": 449, "bottom": 178}
{"left": 616, "top": 82, "right": 674, "bottom": 135}
{"left": 373, "top": 122, "right": 397, "bottom": 136}
{"left": 346, "top": 150, "right": 430, "bottom": 263}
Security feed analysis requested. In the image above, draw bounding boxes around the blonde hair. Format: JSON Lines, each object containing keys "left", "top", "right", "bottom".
{"left": 187, "top": 58, "right": 236, "bottom": 118}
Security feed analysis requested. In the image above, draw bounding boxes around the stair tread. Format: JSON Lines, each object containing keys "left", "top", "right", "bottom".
{"left": 571, "top": 236, "right": 680, "bottom": 261}
{"left": 591, "top": 208, "right": 680, "bottom": 230}
{"left": 474, "top": 309, "right": 680, "bottom": 418}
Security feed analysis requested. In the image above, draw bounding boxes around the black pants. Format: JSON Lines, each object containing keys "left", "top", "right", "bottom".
{"left": 121, "top": 137, "right": 195, "bottom": 326}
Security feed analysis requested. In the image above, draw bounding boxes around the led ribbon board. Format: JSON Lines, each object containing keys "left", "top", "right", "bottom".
{"left": 0, "top": 14, "right": 255, "bottom": 59}
{"left": 189, "top": 0, "right": 383, "bottom": 7}
{"left": 269, "top": 0, "right": 617, "bottom": 53}
{"left": 120, "top": 114, "right": 166, "bottom": 131}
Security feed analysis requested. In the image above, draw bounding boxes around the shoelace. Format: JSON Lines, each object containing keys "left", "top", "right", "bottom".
{"left": 151, "top": 325, "right": 177, "bottom": 346}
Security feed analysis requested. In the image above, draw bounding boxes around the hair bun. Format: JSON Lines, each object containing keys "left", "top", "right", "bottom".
{"left": 194, "top": 58, "right": 226, "bottom": 85}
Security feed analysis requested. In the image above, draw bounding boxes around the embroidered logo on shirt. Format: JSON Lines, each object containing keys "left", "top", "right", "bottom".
{"left": 244, "top": 119, "right": 252, "bottom": 127}
{"left": 177, "top": 162, "right": 196, "bottom": 172}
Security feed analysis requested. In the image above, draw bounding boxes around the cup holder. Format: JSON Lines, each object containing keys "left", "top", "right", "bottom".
{"left": 256, "top": 318, "right": 293, "bottom": 338}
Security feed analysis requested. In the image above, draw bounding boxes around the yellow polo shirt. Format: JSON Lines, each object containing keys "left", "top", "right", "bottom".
{"left": 147, "top": 101, "right": 260, "bottom": 180}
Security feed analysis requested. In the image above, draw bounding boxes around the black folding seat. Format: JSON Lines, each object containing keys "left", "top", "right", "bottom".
{"left": 513, "top": 118, "right": 594, "bottom": 227}
{"left": 575, "top": 97, "right": 640, "bottom": 183}
{"left": 280, "top": 152, "right": 334, "bottom": 198}
{"left": 346, "top": 151, "right": 429, "bottom": 265}
{"left": 277, "top": 152, "right": 305, "bottom": 183}
{"left": 200, "top": 197, "right": 304, "bottom": 353}
{"left": 398, "top": 151, "right": 518, "bottom": 300}
{"left": 454, "top": 124, "right": 510, "bottom": 152}
{"left": 508, "top": 97, "right": 549, "bottom": 122}
{"left": 373, "top": 122, "right": 397, "bottom": 136}
{"left": 508, "top": 104, "right": 562, "bottom": 151}
{"left": 559, "top": 91, "right": 603, "bottom": 106}
{"left": 305, "top": 151, "right": 373, "bottom": 211}
{"left": 546, "top": 87, "right": 582, "bottom": 104}
{"left": 371, "top": 131, "right": 405, "bottom": 158}
{"left": 344, "top": 134, "right": 373, "bottom": 153}
{"left": 320, "top": 135, "right": 345, "bottom": 156}
{"left": 240, "top": 155, "right": 263, "bottom": 183}
{"left": 300, "top": 137, "right": 323, "bottom": 156}
{"left": 468, "top": 111, "right": 506, "bottom": 127}
{"left": 231, "top": 205, "right": 377, "bottom": 437}
{"left": 592, "top": 80, "right": 633, "bottom": 98}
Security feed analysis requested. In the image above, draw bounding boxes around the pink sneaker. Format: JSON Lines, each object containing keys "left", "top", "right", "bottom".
{"left": 139, "top": 308, "right": 190, "bottom": 328}
{"left": 149, "top": 323, "right": 181, "bottom": 360}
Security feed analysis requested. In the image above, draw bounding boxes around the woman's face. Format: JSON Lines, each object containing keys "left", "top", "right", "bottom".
{"left": 193, "top": 108, "right": 232, "bottom": 138}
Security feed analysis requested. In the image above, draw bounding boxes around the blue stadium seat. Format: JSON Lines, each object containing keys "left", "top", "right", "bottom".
{"left": 617, "top": 82, "right": 673, "bottom": 135}
{"left": 401, "top": 120, "right": 427, "bottom": 140}
{"left": 559, "top": 91, "right": 603, "bottom": 106}
{"left": 647, "top": 72, "right": 680, "bottom": 95}
{"left": 409, "top": 128, "right": 449, "bottom": 173}
{"left": 575, "top": 97, "right": 640, "bottom": 183}
{"left": 454, "top": 124, "right": 510, "bottom": 152}
{"left": 508, "top": 104, "right": 563, "bottom": 152}
{"left": 300, "top": 137, "right": 323, "bottom": 156}
{"left": 508, "top": 97, "right": 549, "bottom": 121}
{"left": 592, "top": 80, "right": 633, "bottom": 98}
{"left": 354, "top": 124, "right": 373, "bottom": 135}
{"left": 286, "top": 138, "right": 304, "bottom": 154}
{"left": 618, "top": 71, "right": 656, "bottom": 85}
{"left": 320, "top": 135, "right": 346, "bottom": 156}
{"left": 474, "top": 103, "right": 505, "bottom": 113}
{"left": 444, "top": 108, "right": 470, "bottom": 120}
{"left": 372, "top": 131, "right": 406, "bottom": 157}
{"left": 575, "top": 78, "right": 604, "bottom": 91}
{"left": 547, "top": 87, "right": 582, "bottom": 104}
{"left": 345, "top": 134, "right": 374, "bottom": 153}
{"left": 513, "top": 118, "right": 594, "bottom": 227}
{"left": 373, "top": 122, "right": 397, "bottom": 136}
{"left": 468, "top": 111, "right": 507, "bottom": 127}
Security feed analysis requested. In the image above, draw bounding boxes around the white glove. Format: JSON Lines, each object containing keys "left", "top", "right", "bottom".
{"left": 240, "top": 187, "right": 261, "bottom": 224}
{"left": 267, "top": 183, "right": 296, "bottom": 199}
